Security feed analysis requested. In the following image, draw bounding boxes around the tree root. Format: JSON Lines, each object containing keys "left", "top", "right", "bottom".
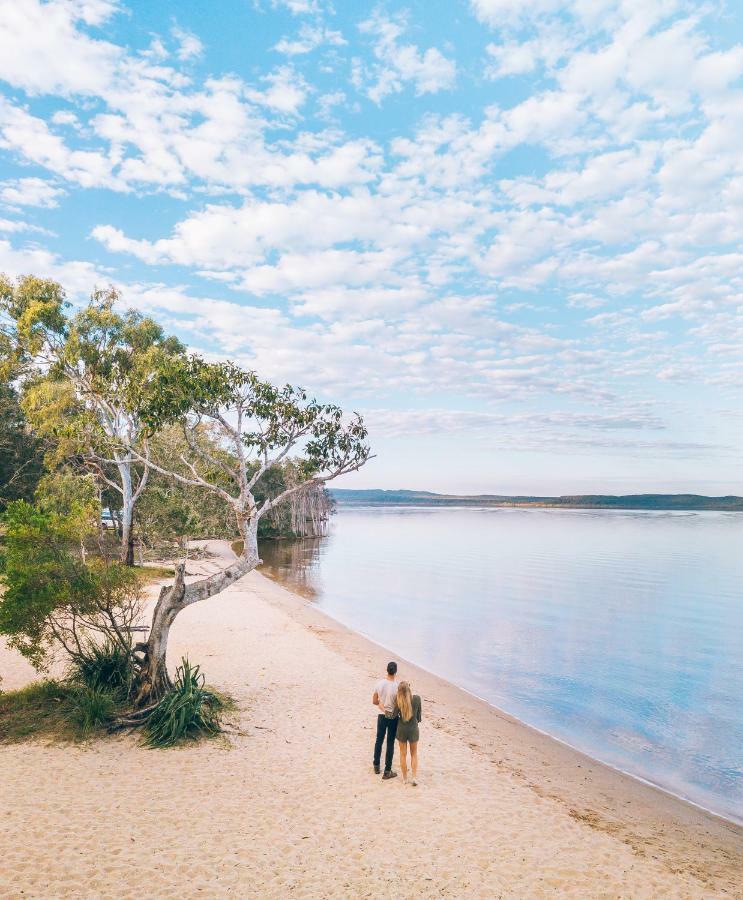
{"left": 108, "top": 701, "right": 160, "bottom": 732}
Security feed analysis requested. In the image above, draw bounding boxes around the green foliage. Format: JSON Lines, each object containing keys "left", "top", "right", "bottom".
{"left": 58, "top": 287, "right": 184, "bottom": 414}
{"left": 0, "top": 680, "right": 71, "bottom": 742}
{"left": 14, "top": 287, "right": 183, "bottom": 466}
{"left": 136, "top": 424, "right": 236, "bottom": 548}
{"left": 136, "top": 425, "right": 331, "bottom": 546}
{"left": 0, "top": 274, "right": 68, "bottom": 367}
{"left": 36, "top": 470, "right": 100, "bottom": 521}
{"left": 142, "top": 658, "right": 223, "bottom": 748}
{"left": 69, "top": 639, "right": 134, "bottom": 700}
{"left": 0, "top": 500, "right": 98, "bottom": 667}
{"left": 2, "top": 275, "right": 187, "bottom": 564}
{"left": 0, "top": 679, "right": 118, "bottom": 743}
{"left": 65, "top": 684, "right": 117, "bottom": 735}
{"left": 134, "top": 353, "right": 369, "bottom": 478}
{"left": 0, "top": 381, "right": 44, "bottom": 511}
{"left": 0, "top": 499, "right": 141, "bottom": 669}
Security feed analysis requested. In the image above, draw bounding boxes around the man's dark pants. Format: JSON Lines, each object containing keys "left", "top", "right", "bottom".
{"left": 374, "top": 714, "right": 398, "bottom": 772}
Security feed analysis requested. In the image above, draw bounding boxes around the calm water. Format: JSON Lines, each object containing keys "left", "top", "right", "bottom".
{"left": 259, "top": 507, "right": 743, "bottom": 824}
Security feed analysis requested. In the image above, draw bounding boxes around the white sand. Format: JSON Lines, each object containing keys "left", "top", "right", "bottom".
{"left": 1, "top": 552, "right": 741, "bottom": 898}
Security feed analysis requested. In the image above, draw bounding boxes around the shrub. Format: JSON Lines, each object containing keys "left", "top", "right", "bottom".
{"left": 142, "top": 658, "right": 222, "bottom": 748}
{"left": 66, "top": 685, "right": 117, "bottom": 735}
{"left": 0, "top": 500, "right": 143, "bottom": 672}
{"left": 70, "top": 640, "right": 133, "bottom": 700}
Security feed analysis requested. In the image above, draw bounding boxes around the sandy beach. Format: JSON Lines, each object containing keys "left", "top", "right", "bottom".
{"left": 1, "top": 547, "right": 741, "bottom": 899}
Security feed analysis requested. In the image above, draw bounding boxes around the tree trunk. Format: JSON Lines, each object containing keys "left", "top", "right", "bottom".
{"left": 237, "top": 512, "right": 260, "bottom": 568}
{"left": 133, "top": 563, "right": 186, "bottom": 705}
{"left": 132, "top": 519, "right": 260, "bottom": 707}
{"left": 125, "top": 530, "right": 135, "bottom": 567}
{"left": 118, "top": 458, "right": 135, "bottom": 566}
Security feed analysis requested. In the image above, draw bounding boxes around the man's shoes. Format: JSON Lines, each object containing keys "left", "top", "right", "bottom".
{"left": 382, "top": 771, "right": 398, "bottom": 780}
{"left": 373, "top": 765, "right": 381, "bottom": 774}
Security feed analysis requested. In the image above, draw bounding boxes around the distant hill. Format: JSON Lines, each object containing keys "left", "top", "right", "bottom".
{"left": 330, "top": 489, "right": 743, "bottom": 511}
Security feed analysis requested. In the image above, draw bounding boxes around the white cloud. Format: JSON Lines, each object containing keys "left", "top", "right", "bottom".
{"left": 357, "top": 11, "right": 456, "bottom": 103}
{"left": 274, "top": 23, "right": 346, "bottom": 55}
{"left": 470, "top": 0, "right": 564, "bottom": 28}
{"left": 270, "top": 0, "right": 321, "bottom": 13}
{"left": 171, "top": 26, "right": 204, "bottom": 61}
{"left": 245, "top": 66, "right": 309, "bottom": 113}
{"left": 0, "top": 177, "right": 64, "bottom": 208}
{"left": 365, "top": 407, "right": 665, "bottom": 438}
{"left": 0, "top": 0, "right": 120, "bottom": 97}
{"left": 0, "top": 99, "right": 121, "bottom": 189}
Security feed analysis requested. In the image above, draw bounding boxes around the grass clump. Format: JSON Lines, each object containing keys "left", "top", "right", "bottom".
{"left": 65, "top": 684, "right": 117, "bottom": 735}
{"left": 0, "top": 680, "right": 72, "bottom": 742}
{"left": 142, "top": 658, "right": 223, "bottom": 748}
{"left": 0, "top": 679, "right": 119, "bottom": 742}
{"left": 69, "top": 640, "right": 133, "bottom": 699}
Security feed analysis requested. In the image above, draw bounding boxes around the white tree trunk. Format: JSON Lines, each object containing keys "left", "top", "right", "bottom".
{"left": 133, "top": 515, "right": 260, "bottom": 706}
{"left": 118, "top": 457, "right": 135, "bottom": 566}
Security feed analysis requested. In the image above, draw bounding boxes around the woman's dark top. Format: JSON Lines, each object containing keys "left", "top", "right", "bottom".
{"left": 395, "top": 695, "right": 422, "bottom": 743}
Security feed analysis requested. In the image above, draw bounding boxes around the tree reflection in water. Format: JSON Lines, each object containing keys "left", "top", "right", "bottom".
{"left": 258, "top": 536, "right": 324, "bottom": 600}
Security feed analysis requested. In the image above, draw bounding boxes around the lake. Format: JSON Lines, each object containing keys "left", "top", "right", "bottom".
{"left": 258, "top": 506, "right": 743, "bottom": 824}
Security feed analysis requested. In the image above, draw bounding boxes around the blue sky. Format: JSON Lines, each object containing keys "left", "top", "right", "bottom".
{"left": 0, "top": 0, "right": 742, "bottom": 494}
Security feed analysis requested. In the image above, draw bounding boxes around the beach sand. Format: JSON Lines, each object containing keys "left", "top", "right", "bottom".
{"left": 1, "top": 548, "right": 741, "bottom": 899}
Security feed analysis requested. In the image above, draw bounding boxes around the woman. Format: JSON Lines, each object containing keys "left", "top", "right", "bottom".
{"left": 395, "top": 681, "right": 422, "bottom": 785}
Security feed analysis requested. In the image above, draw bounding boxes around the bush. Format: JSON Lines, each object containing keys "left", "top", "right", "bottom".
{"left": 0, "top": 500, "right": 143, "bottom": 671}
{"left": 70, "top": 640, "right": 133, "bottom": 700}
{"left": 66, "top": 684, "right": 117, "bottom": 735}
{"left": 143, "top": 658, "right": 222, "bottom": 748}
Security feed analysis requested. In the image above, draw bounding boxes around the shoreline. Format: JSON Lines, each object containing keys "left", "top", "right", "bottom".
{"left": 260, "top": 563, "right": 740, "bottom": 829}
{"left": 2, "top": 559, "right": 741, "bottom": 897}
{"left": 251, "top": 569, "right": 743, "bottom": 875}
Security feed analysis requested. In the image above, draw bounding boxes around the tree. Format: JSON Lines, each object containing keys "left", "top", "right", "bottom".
{"left": 0, "top": 488, "right": 142, "bottom": 672}
{"left": 1, "top": 276, "right": 183, "bottom": 564}
{"left": 127, "top": 355, "right": 371, "bottom": 705}
{"left": 0, "top": 381, "right": 43, "bottom": 510}
{"left": 135, "top": 425, "right": 333, "bottom": 552}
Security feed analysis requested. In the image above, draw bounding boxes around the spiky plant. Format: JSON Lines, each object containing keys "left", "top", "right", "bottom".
{"left": 142, "top": 658, "right": 222, "bottom": 748}
{"left": 70, "top": 640, "right": 134, "bottom": 700}
{"left": 66, "top": 685, "right": 117, "bottom": 735}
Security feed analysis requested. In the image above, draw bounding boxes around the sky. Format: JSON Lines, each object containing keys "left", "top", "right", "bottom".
{"left": 0, "top": 0, "right": 741, "bottom": 495}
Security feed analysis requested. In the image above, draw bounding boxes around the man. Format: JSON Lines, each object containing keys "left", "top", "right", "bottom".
{"left": 372, "top": 661, "right": 399, "bottom": 779}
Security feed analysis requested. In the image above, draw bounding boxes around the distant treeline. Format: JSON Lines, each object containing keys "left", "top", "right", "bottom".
{"left": 330, "top": 489, "right": 743, "bottom": 512}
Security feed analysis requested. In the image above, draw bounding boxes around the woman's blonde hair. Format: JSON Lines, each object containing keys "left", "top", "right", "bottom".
{"left": 397, "top": 681, "right": 413, "bottom": 722}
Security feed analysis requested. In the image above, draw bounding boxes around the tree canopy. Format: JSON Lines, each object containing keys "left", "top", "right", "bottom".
{"left": 2, "top": 276, "right": 185, "bottom": 563}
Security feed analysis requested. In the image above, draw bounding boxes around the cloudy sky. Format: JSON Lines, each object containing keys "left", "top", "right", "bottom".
{"left": 0, "top": 0, "right": 741, "bottom": 494}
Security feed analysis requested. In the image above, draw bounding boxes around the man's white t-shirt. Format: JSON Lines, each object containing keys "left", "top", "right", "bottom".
{"left": 375, "top": 678, "right": 399, "bottom": 716}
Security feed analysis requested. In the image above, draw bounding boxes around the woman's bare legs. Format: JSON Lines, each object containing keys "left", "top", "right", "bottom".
{"left": 410, "top": 742, "right": 418, "bottom": 783}
{"left": 398, "top": 740, "right": 408, "bottom": 781}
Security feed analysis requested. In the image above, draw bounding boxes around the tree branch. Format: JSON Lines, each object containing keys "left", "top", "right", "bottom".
{"left": 258, "top": 452, "right": 373, "bottom": 518}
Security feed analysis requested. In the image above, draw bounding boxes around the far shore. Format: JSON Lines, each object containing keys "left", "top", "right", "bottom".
{"left": 331, "top": 489, "right": 743, "bottom": 512}
{"left": 2, "top": 545, "right": 741, "bottom": 898}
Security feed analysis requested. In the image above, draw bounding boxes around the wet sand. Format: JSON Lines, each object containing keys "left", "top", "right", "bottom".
{"left": 1, "top": 545, "right": 741, "bottom": 898}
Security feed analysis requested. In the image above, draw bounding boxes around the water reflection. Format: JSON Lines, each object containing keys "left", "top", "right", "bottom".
{"left": 259, "top": 537, "right": 323, "bottom": 600}
{"left": 259, "top": 507, "right": 743, "bottom": 823}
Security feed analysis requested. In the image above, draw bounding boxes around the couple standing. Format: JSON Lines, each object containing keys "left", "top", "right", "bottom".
{"left": 372, "top": 661, "right": 422, "bottom": 784}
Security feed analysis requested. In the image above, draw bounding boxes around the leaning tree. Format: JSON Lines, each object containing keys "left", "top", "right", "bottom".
{"left": 126, "top": 355, "right": 371, "bottom": 706}
{"left": 1, "top": 276, "right": 183, "bottom": 564}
